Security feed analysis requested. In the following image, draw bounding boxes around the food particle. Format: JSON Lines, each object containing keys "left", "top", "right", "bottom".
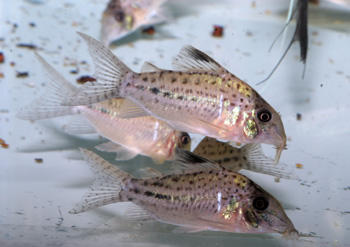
{"left": 142, "top": 26, "right": 155, "bottom": 35}
{"left": 16, "top": 71, "right": 29, "bottom": 78}
{"left": 0, "top": 138, "right": 9, "bottom": 149}
{"left": 76, "top": 75, "right": 96, "bottom": 84}
{"left": 16, "top": 43, "right": 37, "bottom": 50}
{"left": 35, "top": 158, "right": 43, "bottom": 163}
{"left": 0, "top": 73, "right": 4, "bottom": 78}
{"left": 296, "top": 163, "right": 303, "bottom": 169}
{"left": 296, "top": 113, "right": 302, "bottom": 121}
{"left": 0, "top": 52, "right": 4, "bottom": 63}
{"left": 212, "top": 25, "right": 224, "bottom": 37}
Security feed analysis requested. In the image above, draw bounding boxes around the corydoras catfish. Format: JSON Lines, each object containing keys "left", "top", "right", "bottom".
{"left": 175, "top": 137, "right": 297, "bottom": 180}
{"left": 64, "top": 33, "right": 287, "bottom": 163}
{"left": 17, "top": 54, "right": 191, "bottom": 163}
{"left": 70, "top": 148, "right": 298, "bottom": 237}
{"left": 101, "top": 0, "right": 169, "bottom": 46}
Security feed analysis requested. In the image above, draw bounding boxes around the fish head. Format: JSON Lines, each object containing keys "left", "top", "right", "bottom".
{"left": 176, "top": 132, "right": 192, "bottom": 151}
{"left": 239, "top": 185, "right": 297, "bottom": 236}
{"left": 101, "top": 6, "right": 135, "bottom": 46}
{"left": 246, "top": 97, "right": 286, "bottom": 163}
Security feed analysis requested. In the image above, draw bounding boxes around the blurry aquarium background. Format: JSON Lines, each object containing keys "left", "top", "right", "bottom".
{"left": 0, "top": 0, "right": 350, "bottom": 246}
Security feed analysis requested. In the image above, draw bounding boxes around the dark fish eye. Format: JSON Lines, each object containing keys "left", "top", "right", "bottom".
{"left": 252, "top": 197, "right": 269, "bottom": 211}
{"left": 181, "top": 133, "right": 190, "bottom": 145}
{"left": 114, "top": 11, "right": 125, "bottom": 22}
{"left": 257, "top": 109, "right": 272, "bottom": 122}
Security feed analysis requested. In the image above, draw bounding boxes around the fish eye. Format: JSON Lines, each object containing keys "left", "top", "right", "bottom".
{"left": 257, "top": 109, "right": 272, "bottom": 122}
{"left": 114, "top": 11, "right": 125, "bottom": 22}
{"left": 252, "top": 197, "right": 269, "bottom": 211}
{"left": 181, "top": 133, "right": 190, "bottom": 145}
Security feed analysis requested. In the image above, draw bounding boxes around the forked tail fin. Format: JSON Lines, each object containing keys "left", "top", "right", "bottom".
{"left": 63, "top": 32, "right": 132, "bottom": 106}
{"left": 16, "top": 53, "right": 78, "bottom": 120}
{"left": 69, "top": 148, "right": 132, "bottom": 214}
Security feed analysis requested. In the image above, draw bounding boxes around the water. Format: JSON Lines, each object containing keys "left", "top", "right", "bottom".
{"left": 0, "top": 0, "right": 350, "bottom": 246}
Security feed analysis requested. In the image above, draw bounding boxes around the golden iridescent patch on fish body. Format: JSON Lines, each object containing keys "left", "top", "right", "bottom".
{"left": 71, "top": 149, "right": 298, "bottom": 235}
{"left": 68, "top": 33, "right": 287, "bottom": 163}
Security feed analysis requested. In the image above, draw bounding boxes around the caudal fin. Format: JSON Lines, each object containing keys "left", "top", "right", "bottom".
{"left": 16, "top": 53, "right": 78, "bottom": 120}
{"left": 241, "top": 144, "right": 298, "bottom": 180}
{"left": 69, "top": 149, "right": 132, "bottom": 214}
{"left": 63, "top": 32, "right": 132, "bottom": 106}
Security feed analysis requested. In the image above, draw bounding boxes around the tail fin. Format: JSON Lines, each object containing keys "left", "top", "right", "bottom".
{"left": 16, "top": 53, "right": 78, "bottom": 120}
{"left": 63, "top": 32, "right": 132, "bottom": 106}
{"left": 69, "top": 148, "right": 132, "bottom": 214}
{"left": 241, "top": 144, "right": 298, "bottom": 180}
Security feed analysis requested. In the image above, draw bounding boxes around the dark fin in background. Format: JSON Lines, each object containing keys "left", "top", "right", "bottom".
{"left": 256, "top": 0, "right": 308, "bottom": 85}
{"left": 172, "top": 148, "right": 222, "bottom": 173}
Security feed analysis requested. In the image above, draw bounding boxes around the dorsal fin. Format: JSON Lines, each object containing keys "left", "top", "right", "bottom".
{"left": 172, "top": 45, "right": 225, "bottom": 73}
{"left": 141, "top": 62, "right": 162, "bottom": 72}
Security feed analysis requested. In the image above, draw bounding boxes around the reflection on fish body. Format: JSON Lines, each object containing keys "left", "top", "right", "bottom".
{"left": 101, "top": 0, "right": 169, "bottom": 45}
{"left": 70, "top": 149, "right": 298, "bottom": 236}
{"left": 66, "top": 33, "right": 287, "bottom": 163}
{"left": 16, "top": 53, "right": 191, "bottom": 163}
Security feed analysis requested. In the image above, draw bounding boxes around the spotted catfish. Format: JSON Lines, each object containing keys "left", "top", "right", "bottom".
{"left": 101, "top": 0, "right": 169, "bottom": 46}
{"left": 175, "top": 137, "right": 297, "bottom": 180}
{"left": 17, "top": 53, "right": 191, "bottom": 163}
{"left": 65, "top": 33, "right": 287, "bottom": 163}
{"left": 70, "top": 148, "right": 298, "bottom": 237}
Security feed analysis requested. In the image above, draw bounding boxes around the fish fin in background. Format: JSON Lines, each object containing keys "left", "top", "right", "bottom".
{"left": 241, "top": 144, "right": 298, "bottom": 180}
{"left": 141, "top": 61, "right": 162, "bottom": 72}
{"left": 137, "top": 167, "right": 163, "bottom": 179}
{"left": 172, "top": 148, "right": 221, "bottom": 173}
{"left": 172, "top": 45, "right": 225, "bottom": 73}
{"left": 256, "top": 0, "right": 308, "bottom": 85}
{"left": 142, "top": 0, "right": 171, "bottom": 26}
{"left": 65, "top": 32, "right": 132, "bottom": 106}
{"left": 117, "top": 99, "right": 150, "bottom": 118}
{"left": 16, "top": 53, "right": 78, "bottom": 120}
{"left": 95, "top": 142, "right": 139, "bottom": 161}
{"left": 63, "top": 118, "right": 96, "bottom": 135}
{"left": 69, "top": 148, "right": 132, "bottom": 214}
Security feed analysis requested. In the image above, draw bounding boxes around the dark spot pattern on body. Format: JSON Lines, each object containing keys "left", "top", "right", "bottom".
{"left": 150, "top": 87, "right": 160, "bottom": 95}
{"left": 136, "top": 85, "right": 145, "bottom": 90}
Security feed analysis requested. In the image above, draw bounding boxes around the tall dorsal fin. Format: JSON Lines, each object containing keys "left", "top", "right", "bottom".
{"left": 141, "top": 62, "right": 162, "bottom": 72}
{"left": 172, "top": 45, "right": 225, "bottom": 73}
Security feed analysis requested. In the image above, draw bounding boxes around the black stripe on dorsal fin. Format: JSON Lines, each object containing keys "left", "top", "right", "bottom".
{"left": 172, "top": 45, "right": 225, "bottom": 73}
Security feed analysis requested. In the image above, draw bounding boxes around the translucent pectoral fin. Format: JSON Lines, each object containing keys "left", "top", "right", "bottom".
{"left": 117, "top": 99, "right": 150, "bottom": 119}
{"left": 63, "top": 118, "right": 96, "bottom": 135}
{"left": 95, "top": 142, "right": 139, "bottom": 161}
